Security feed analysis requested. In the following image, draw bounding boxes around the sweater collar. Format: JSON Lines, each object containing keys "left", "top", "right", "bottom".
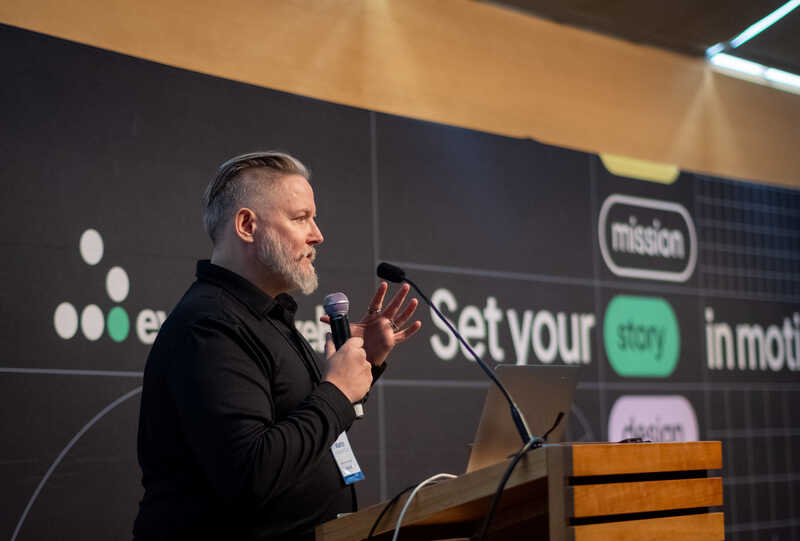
{"left": 196, "top": 260, "right": 298, "bottom": 325}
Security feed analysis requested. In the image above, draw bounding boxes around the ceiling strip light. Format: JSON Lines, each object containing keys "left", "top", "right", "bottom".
{"left": 710, "top": 53, "right": 765, "bottom": 77}
{"left": 764, "top": 67, "right": 800, "bottom": 87}
{"left": 709, "top": 54, "right": 800, "bottom": 94}
{"left": 729, "top": 0, "right": 800, "bottom": 48}
{"left": 704, "top": 1, "right": 800, "bottom": 95}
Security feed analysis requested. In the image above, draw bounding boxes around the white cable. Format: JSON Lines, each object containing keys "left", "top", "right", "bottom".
{"left": 391, "top": 473, "right": 457, "bottom": 541}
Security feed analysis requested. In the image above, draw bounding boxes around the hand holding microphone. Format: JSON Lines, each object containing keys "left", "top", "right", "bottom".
{"left": 323, "top": 293, "right": 370, "bottom": 418}
{"left": 323, "top": 334, "right": 372, "bottom": 411}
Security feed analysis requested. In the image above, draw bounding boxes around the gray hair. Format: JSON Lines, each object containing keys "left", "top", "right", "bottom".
{"left": 202, "top": 151, "right": 310, "bottom": 242}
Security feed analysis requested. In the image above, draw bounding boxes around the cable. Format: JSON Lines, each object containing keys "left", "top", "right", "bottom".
{"left": 473, "top": 438, "right": 541, "bottom": 541}
{"left": 391, "top": 473, "right": 457, "bottom": 541}
{"left": 370, "top": 412, "right": 563, "bottom": 540}
{"left": 541, "top": 411, "right": 565, "bottom": 442}
{"left": 367, "top": 484, "right": 415, "bottom": 540}
{"left": 480, "top": 440, "right": 540, "bottom": 540}
{"left": 473, "top": 411, "right": 564, "bottom": 541}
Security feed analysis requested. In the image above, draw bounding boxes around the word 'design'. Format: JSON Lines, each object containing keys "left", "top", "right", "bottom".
{"left": 608, "top": 395, "right": 699, "bottom": 443}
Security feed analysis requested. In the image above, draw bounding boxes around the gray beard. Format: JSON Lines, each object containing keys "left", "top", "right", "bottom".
{"left": 257, "top": 229, "right": 319, "bottom": 295}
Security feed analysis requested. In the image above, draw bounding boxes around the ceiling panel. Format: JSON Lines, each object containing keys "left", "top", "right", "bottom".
{"left": 735, "top": 9, "right": 800, "bottom": 74}
{"left": 482, "top": 0, "right": 800, "bottom": 73}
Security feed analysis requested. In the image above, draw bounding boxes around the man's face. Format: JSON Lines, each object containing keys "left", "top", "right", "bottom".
{"left": 254, "top": 174, "right": 323, "bottom": 295}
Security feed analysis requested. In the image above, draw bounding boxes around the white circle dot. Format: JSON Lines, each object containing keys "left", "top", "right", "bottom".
{"left": 54, "top": 302, "right": 78, "bottom": 339}
{"left": 79, "top": 229, "right": 104, "bottom": 266}
{"left": 81, "top": 304, "right": 104, "bottom": 341}
{"left": 106, "top": 266, "right": 130, "bottom": 302}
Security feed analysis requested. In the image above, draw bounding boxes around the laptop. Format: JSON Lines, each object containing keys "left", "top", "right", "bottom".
{"left": 466, "top": 365, "right": 580, "bottom": 472}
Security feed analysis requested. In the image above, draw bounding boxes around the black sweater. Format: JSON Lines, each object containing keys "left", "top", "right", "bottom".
{"left": 134, "top": 261, "right": 355, "bottom": 540}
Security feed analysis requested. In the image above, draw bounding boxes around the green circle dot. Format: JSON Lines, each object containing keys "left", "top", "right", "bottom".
{"left": 107, "top": 306, "right": 130, "bottom": 342}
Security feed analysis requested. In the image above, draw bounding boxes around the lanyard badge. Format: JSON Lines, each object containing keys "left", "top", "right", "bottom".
{"left": 331, "top": 432, "right": 364, "bottom": 485}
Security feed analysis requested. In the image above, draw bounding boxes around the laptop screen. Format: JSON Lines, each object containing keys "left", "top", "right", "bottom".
{"left": 466, "top": 365, "right": 580, "bottom": 472}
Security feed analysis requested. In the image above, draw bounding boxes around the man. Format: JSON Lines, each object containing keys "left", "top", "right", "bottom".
{"left": 134, "top": 151, "right": 421, "bottom": 540}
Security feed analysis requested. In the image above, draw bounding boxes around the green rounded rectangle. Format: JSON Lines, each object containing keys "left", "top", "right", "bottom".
{"left": 603, "top": 295, "right": 680, "bottom": 377}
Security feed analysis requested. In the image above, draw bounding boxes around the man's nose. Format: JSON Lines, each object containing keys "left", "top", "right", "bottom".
{"left": 309, "top": 219, "right": 323, "bottom": 245}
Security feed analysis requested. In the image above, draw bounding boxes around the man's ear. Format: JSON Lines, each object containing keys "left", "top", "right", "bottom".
{"left": 233, "top": 208, "right": 257, "bottom": 243}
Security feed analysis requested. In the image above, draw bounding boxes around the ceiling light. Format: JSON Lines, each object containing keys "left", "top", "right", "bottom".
{"left": 729, "top": 0, "right": 800, "bottom": 48}
{"left": 710, "top": 53, "right": 764, "bottom": 77}
{"left": 764, "top": 68, "right": 800, "bottom": 89}
{"left": 704, "top": 1, "right": 800, "bottom": 95}
{"left": 705, "top": 43, "right": 725, "bottom": 57}
{"left": 708, "top": 54, "right": 800, "bottom": 95}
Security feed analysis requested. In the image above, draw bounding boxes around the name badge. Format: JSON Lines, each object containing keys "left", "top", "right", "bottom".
{"left": 331, "top": 432, "right": 364, "bottom": 485}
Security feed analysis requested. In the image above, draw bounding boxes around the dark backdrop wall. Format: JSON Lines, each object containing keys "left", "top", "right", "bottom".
{"left": 1, "top": 24, "right": 798, "bottom": 541}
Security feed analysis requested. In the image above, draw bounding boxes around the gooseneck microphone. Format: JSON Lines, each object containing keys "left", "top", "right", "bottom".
{"left": 323, "top": 292, "right": 365, "bottom": 419}
{"left": 376, "top": 262, "right": 538, "bottom": 445}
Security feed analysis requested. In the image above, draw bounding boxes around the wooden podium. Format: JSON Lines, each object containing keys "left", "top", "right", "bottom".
{"left": 316, "top": 441, "right": 724, "bottom": 541}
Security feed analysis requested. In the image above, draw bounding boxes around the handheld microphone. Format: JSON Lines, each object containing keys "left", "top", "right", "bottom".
{"left": 377, "top": 262, "right": 538, "bottom": 445}
{"left": 323, "top": 292, "right": 364, "bottom": 419}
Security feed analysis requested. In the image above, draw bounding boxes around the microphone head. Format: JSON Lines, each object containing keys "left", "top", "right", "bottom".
{"left": 323, "top": 292, "right": 350, "bottom": 317}
{"left": 376, "top": 262, "right": 406, "bottom": 283}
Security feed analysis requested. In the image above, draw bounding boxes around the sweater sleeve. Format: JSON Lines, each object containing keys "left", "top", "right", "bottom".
{"left": 166, "top": 316, "right": 355, "bottom": 509}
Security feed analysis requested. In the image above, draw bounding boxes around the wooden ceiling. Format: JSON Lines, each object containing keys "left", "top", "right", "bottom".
{"left": 485, "top": 0, "right": 800, "bottom": 74}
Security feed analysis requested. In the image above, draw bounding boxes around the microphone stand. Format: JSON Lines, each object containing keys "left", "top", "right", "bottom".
{"left": 377, "top": 263, "right": 539, "bottom": 446}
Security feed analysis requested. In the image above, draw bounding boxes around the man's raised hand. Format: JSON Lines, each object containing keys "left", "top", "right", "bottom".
{"left": 320, "top": 283, "right": 423, "bottom": 368}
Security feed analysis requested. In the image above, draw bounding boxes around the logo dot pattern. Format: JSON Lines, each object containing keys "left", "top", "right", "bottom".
{"left": 54, "top": 229, "right": 131, "bottom": 342}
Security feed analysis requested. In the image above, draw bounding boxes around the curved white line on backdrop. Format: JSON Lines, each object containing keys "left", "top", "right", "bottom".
{"left": 11, "top": 386, "right": 143, "bottom": 541}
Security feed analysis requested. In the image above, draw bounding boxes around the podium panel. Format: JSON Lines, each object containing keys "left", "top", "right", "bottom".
{"left": 549, "top": 442, "right": 723, "bottom": 541}
{"left": 316, "top": 442, "right": 724, "bottom": 541}
{"left": 573, "top": 513, "right": 725, "bottom": 541}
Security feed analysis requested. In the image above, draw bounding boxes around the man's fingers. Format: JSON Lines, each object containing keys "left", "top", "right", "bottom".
{"left": 343, "top": 336, "right": 364, "bottom": 350}
{"left": 381, "top": 283, "right": 410, "bottom": 319}
{"left": 395, "top": 321, "right": 422, "bottom": 342}
{"left": 367, "top": 282, "right": 388, "bottom": 314}
{"left": 327, "top": 335, "right": 363, "bottom": 357}
{"left": 324, "top": 333, "right": 336, "bottom": 358}
{"left": 323, "top": 335, "right": 370, "bottom": 403}
{"left": 391, "top": 298, "right": 418, "bottom": 329}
